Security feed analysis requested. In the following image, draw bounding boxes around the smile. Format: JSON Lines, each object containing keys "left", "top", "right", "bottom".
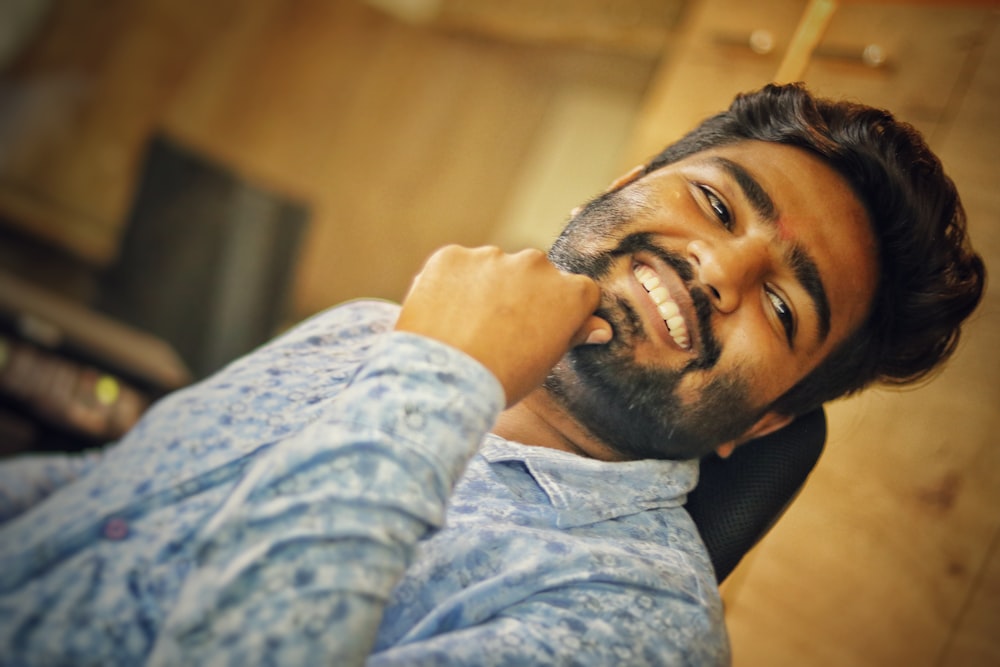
{"left": 633, "top": 263, "right": 691, "bottom": 350}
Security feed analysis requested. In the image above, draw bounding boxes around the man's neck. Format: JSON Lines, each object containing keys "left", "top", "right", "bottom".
{"left": 492, "top": 388, "right": 629, "bottom": 462}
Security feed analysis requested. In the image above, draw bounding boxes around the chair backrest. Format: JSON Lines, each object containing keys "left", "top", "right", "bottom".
{"left": 685, "top": 407, "right": 827, "bottom": 582}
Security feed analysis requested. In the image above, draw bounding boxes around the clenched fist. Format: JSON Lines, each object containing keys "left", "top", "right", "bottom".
{"left": 395, "top": 246, "right": 612, "bottom": 406}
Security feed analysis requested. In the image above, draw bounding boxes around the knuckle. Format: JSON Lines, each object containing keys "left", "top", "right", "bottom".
{"left": 514, "top": 247, "right": 551, "bottom": 269}
{"left": 432, "top": 244, "right": 461, "bottom": 261}
{"left": 470, "top": 245, "right": 504, "bottom": 260}
{"left": 519, "top": 248, "right": 546, "bottom": 259}
{"left": 571, "top": 273, "right": 600, "bottom": 298}
{"left": 442, "top": 243, "right": 468, "bottom": 256}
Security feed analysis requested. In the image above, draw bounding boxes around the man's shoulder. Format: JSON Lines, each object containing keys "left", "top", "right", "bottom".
{"left": 299, "top": 298, "right": 400, "bottom": 333}
{"left": 272, "top": 299, "right": 401, "bottom": 348}
{"left": 204, "top": 299, "right": 400, "bottom": 385}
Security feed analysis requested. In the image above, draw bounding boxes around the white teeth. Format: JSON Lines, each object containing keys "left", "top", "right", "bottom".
{"left": 635, "top": 265, "right": 660, "bottom": 290}
{"left": 633, "top": 264, "right": 691, "bottom": 350}
{"left": 656, "top": 300, "right": 679, "bottom": 320}
{"left": 648, "top": 286, "right": 670, "bottom": 303}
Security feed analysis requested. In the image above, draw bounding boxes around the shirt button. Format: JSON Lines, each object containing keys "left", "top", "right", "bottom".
{"left": 103, "top": 517, "right": 130, "bottom": 541}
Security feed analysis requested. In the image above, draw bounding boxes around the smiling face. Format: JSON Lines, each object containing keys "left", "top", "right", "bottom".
{"left": 546, "top": 140, "right": 879, "bottom": 460}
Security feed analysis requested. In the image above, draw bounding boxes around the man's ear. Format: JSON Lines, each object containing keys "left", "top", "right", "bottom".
{"left": 714, "top": 411, "right": 795, "bottom": 459}
{"left": 606, "top": 164, "right": 646, "bottom": 192}
{"left": 569, "top": 165, "right": 647, "bottom": 218}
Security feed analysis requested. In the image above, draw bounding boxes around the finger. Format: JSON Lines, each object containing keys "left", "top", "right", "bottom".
{"left": 571, "top": 315, "right": 613, "bottom": 347}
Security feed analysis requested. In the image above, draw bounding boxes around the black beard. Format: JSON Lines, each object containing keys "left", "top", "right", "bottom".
{"left": 544, "top": 336, "right": 760, "bottom": 460}
{"left": 545, "top": 202, "right": 764, "bottom": 460}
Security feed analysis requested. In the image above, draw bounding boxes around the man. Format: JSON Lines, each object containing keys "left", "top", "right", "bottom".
{"left": 0, "top": 84, "right": 984, "bottom": 665}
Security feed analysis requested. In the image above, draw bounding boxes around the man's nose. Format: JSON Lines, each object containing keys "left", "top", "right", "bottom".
{"left": 686, "top": 237, "right": 769, "bottom": 313}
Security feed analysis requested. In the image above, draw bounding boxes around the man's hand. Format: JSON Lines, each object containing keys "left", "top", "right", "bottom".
{"left": 395, "top": 245, "right": 612, "bottom": 406}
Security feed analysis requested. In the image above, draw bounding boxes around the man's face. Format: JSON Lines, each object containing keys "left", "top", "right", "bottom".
{"left": 546, "top": 140, "right": 878, "bottom": 459}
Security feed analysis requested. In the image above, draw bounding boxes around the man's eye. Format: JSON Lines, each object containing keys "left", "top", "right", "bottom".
{"left": 697, "top": 185, "right": 732, "bottom": 228}
{"left": 766, "top": 288, "right": 795, "bottom": 345}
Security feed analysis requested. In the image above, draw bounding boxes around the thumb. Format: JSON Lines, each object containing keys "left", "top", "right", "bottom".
{"left": 571, "top": 315, "right": 613, "bottom": 347}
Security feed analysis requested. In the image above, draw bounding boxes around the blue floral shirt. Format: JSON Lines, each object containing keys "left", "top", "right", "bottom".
{"left": 0, "top": 300, "right": 729, "bottom": 666}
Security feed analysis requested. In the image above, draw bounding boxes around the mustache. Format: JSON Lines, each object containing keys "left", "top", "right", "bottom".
{"left": 610, "top": 233, "right": 721, "bottom": 371}
{"left": 609, "top": 233, "right": 695, "bottom": 282}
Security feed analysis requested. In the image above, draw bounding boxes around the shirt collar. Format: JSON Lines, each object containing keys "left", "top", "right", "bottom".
{"left": 480, "top": 435, "right": 699, "bottom": 528}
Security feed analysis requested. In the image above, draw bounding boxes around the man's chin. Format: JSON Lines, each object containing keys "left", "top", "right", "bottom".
{"left": 544, "top": 351, "right": 698, "bottom": 460}
{"left": 546, "top": 344, "right": 760, "bottom": 461}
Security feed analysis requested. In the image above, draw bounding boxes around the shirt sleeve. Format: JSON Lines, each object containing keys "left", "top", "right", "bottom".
{"left": 146, "top": 331, "right": 505, "bottom": 667}
{"left": 366, "top": 580, "right": 731, "bottom": 667}
{"left": 0, "top": 449, "right": 104, "bottom": 524}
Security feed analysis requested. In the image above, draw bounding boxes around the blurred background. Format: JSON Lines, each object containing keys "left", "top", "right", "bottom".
{"left": 0, "top": 0, "right": 997, "bottom": 664}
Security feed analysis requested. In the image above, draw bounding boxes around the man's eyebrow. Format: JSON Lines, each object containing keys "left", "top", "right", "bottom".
{"left": 711, "top": 156, "right": 777, "bottom": 224}
{"left": 789, "top": 245, "right": 831, "bottom": 343}
{"left": 710, "top": 156, "right": 832, "bottom": 344}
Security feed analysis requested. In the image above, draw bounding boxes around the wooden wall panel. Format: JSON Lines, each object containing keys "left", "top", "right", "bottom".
{"left": 0, "top": 0, "right": 655, "bottom": 320}
{"left": 157, "top": 0, "right": 655, "bottom": 317}
{"left": 0, "top": 0, "right": 237, "bottom": 264}
{"left": 622, "top": 0, "right": 804, "bottom": 167}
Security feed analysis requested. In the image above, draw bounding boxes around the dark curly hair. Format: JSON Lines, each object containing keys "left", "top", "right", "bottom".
{"left": 640, "top": 83, "right": 985, "bottom": 417}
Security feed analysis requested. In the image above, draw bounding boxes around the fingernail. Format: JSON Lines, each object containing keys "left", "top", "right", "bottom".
{"left": 584, "top": 329, "right": 612, "bottom": 345}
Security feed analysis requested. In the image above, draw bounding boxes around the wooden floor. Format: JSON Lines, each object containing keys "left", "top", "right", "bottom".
{"left": 0, "top": 0, "right": 998, "bottom": 664}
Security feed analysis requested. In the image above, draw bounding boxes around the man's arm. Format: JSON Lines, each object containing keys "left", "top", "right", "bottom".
{"left": 147, "top": 329, "right": 505, "bottom": 666}
{"left": 0, "top": 449, "right": 104, "bottom": 524}
{"left": 148, "top": 246, "right": 608, "bottom": 666}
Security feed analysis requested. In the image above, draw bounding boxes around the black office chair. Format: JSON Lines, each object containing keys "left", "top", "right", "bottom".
{"left": 685, "top": 407, "right": 827, "bottom": 582}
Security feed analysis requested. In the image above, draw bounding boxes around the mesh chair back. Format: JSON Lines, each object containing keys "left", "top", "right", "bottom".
{"left": 685, "top": 408, "right": 827, "bottom": 582}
